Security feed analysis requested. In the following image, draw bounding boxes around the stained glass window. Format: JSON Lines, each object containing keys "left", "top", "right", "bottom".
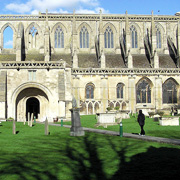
{"left": 163, "top": 79, "right": 177, "bottom": 104}
{"left": 104, "top": 26, "right": 114, "bottom": 48}
{"left": 55, "top": 26, "right": 64, "bottom": 48}
{"left": 136, "top": 79, "right": 151, "bottom": 103}
{"left": 117, "top": 83, "right": 124, "bottom": 98}
{"left": 86, "top": 83, "right": 94, "bottom": 99}
{"left": 80, "top": 26, "right": 89, "bottom": 48}
{"left": 156, "top": 26, "right": 161, "bottom": 48}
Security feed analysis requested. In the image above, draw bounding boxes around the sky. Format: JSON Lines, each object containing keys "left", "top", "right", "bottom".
{"left": 0, "top": 0, "right": 179, "bottom": 15}
{"left": 1, "top": 0, "right": 180, "bottom": 48}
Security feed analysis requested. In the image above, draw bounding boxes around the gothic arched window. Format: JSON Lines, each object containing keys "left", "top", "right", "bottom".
{"left": 86, "top": 83, "right": 94, "bottom": 99}
{"left": 117, "top": 83, "right": 124, "bottom": 99}
{"left": 163, "top": 79, "right": 177, "bottom": 104}
{"left": 104, "top": 26, "right": 114, "bottom": 48}
{"left": 80, "top": 26, "right": 89, "bottom": 48}
{"left": 29, "top": 26, "right": 38, "bottom": 48}
{"left": 136, "top": 79, "right": 151, "bottom": 103}
{"left": 55, "top": 26, "right": 64, "bottom": 48}
{"left": 130, "top": 25, "right": 138, "bottom": 48}
{"left": 156, "top": 26, "right": 161, "bottom": 48}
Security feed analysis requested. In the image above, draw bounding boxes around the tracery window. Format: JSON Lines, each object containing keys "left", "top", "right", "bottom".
{"left": 117, "top": 83, "right": 124, "bottom": 99}
{"left": 156, "top": 26, "right": 161, "bottom": 48}
{"left": 130, "top": 25, "right": 138, "bottom": 48}
{"left": 163, "top": 79, "right": 177, "bottom": 104}
{"left": 86, "top": 83, "right": 94, "bottom": 99}
{"left": 29, "top": 26, "right": 38, "bottom": 48}
{"left": 80, "top": 26, "right": 89, "bottom": 48}
{"left": 104, "top": 26, "right": 114, "bottom": 48}
{"left": 136, "top": 79, "right": 151, "bottom": 103}
{"left": 55, "top": 26, "right": 64, "bottom": 48}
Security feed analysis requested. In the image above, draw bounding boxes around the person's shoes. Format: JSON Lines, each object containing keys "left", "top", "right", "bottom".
{"left": 142, "top": 135, "right": 145, "bottom": 136}
{"left": 139, "top": 133, "right": 141, "bottom": 136}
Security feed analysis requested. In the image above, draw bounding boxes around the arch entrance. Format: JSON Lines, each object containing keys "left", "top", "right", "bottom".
{"left": 16, "top": 87, "right": 49, "bottom": 122}
{"left": 26, "top": 97, "right": 40, "bottom": 120}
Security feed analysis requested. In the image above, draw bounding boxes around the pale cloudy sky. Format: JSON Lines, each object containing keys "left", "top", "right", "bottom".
{"left": 0, "top": 0, "right": 179, "bottom": 15}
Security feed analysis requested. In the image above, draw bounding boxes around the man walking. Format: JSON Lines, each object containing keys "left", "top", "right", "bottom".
{"left": 137, "top": 110, "right": 145, "bottom": 136}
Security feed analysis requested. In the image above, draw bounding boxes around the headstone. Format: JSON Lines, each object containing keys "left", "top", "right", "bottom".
{"left": 30, "top": 113, "right": 33, "bottom": 127}
{"left": 45, "top": 118, "right": 49, "bottom": 135}
{"left": 28, "top": 112, "right": 30, "bottom": 126}
{"left": 13, "top": 119, "right": 16, "bottom": 134}
{"left": 70, "top": 107, "right": 85, "bottom": 136}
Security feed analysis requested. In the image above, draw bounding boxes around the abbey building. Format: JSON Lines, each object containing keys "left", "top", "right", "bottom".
{"left": 0, "top": 10, "right": 180, "bottom": 121}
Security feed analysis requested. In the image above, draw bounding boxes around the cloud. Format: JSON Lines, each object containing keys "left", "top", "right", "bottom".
{"left": 76, "top": 7, "right": 109, "bottom": 14}
{"left": 5, "top": 0, "right": 102, "bottom": 14}
{"left": 4, "top": 40, "right": 13, "bottom": 47}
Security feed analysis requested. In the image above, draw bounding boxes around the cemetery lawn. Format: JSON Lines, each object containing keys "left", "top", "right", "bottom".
{"left": 64, "top": 115, "right": 180, "bottom": 140}
{"left": 0, "top": 121, "right": 180, "bottom": 180}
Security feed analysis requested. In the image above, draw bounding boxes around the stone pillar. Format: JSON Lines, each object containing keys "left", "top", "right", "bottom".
{"left": 72, "top": 10, "right": 78, "bottom": 55}
{"left": 70, "top": 108, "right": 85, "bottom": 136}
{"left": 44, "top": 10, "right": 50, "bottom": 62}
{"left": 177, "top": 21, "right": 180, "bottom": 67}
{"left": 128, "top": 75, "right": 136, "bottom": 113}
{"left": 151, "top": 11, "right": 156, "bottom": 56}
{"left": 100, "top": 50, "right": 106, "bottom": 68}
{"left": 155, "top": 76, "right": 162, "bottom": 110}
{"left": 154, "top": 50, "right": 159, "bottom": 68}
{"left": 72, "top": 50, "right": 78, "bottom": 68}
{"left": 99, "top": 9, "right": 104, "bottom": 65}
{"left": 101, "top": 75, "right": 108, "bottom": 113}
{"left": 128, "top": 50, "right": 133, "bottom": 68}
{"left": 73, "top": 75, "right": 80, "bottom": 107}
{"left": 0, "top": 71, "right": 6, "bottom": 120}
{"left": 125, "top": 11, "right": 131, "bottom": 54}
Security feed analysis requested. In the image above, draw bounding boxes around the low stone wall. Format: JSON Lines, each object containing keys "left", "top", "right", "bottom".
{"left": 159, "top": 117, "right": 179, "bottom": 126}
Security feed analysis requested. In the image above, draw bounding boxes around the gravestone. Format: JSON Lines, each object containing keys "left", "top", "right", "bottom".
{"left": 45, "top": 118, "right": 49, "bottom": 135}
{"left": 28, "top": 112, "right": 30, "bottom": 126}
{"left": 13, "top": 119, "right": 16, "bottom": 134}
{"left": 70, "top": 98, "right": 85, "bottom": 136}
{"left": 30, "top": 113, "right": 33, "bottom": 127}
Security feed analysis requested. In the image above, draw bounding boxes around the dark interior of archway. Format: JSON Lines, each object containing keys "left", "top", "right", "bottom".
{"left": 26, "top": 97, "right": 40, "bottom": 121}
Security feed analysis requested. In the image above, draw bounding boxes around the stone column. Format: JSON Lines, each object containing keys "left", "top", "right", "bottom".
{"left": 100, "top": 50, "right": 106, "bottom": 68}
{"left": 70, "top": 108, "right": 85, "bottom": 136}
{"left": 177, "top": 21, "right": 180, "bottom": 67}
{"left": 125, "top": 11, "right": 131, "bottom": 54}
{"left": 101, "top": 75, "right": 108, "bottom": 113}
{"left": 151, "top": 11, "right": 156, "bottom": 57}
{"left": 154, "top": 50, "right": 159, "bottom": 68}
{"left": 72, "top": 75, "right": 80, "bottom": 107}
{"left": 128, "top": 50, "right": 133, "bottom": 68}
{"left": 0, "top": 71, "right": 6, "bottom": 120}
{"left": 72, "top": 50, "right": 78, "bottom": 68}
{"left": 128, "top": 75, "right": 136, "bottom": 113}
{"left": 155, "top": 76, "right": 162, "bottom": 110}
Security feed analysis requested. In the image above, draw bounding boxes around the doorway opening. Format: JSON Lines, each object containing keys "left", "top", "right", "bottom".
{"left": 26, "top": 97, "right": 40, "bottom": 121}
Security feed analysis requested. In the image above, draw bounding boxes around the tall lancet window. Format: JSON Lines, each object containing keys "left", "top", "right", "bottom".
{"left": 80, "top": 26, "right": 89, "bottom": 48}
{"left": 55, "top": 26, "right": 64, "bottom": 48}
{"left": 163, "top": 79, "right": 177, "bottom": 104}
{"left": 156, "top": 26, "right": 161, "bottom": 48}
{"left": 104, "top": 26, "right": 114, "bottom": 48}
{"left": 29, "top": 26, "right": 38, "bottom": 48}
{"left": 136, "top": 79, "right": 151, "bottom": 103}
{"left": 130, "top": 25, "right": 138, "bottom": 48}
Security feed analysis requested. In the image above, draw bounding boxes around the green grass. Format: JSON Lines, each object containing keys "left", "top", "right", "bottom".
{"left": 1, "top": 121, "right": 180, "bottom": 180}
{"left": 64, "top": 115, "right": 180, "bottom": 139}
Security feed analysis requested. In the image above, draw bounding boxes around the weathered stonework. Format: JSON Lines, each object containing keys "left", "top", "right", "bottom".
{"left": 0, "top": 11, "right": 180, "bottom": 121}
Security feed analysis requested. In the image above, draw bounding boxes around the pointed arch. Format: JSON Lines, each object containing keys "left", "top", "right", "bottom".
{"left": 54, "top": 26, "right": 64, "bottom": 48}
{"left": 78, "top": 22, "right": 92, "bottom": 33}
{"left": 0, "top": 23, "right": 16, "bottom": 34}
{"left": 25, "top": 22, "right": 42, "bottom": 35}
{"left": 122, "top": 102, "right": 127, "bottom": 110}
{"left": 88, "top": 102, "right": 93, "bottom": 114}
{"left": 51, "top": 22, "right": 67, "bottom": 33}
{"left": 94, "top": 102, "right": 100, "bottom": 113}
{"left": 130, "top": 25, "right": 138, "bottom": 48}
{"left": 136, "top": 77, "right": 153, "bottom": 103}
{"left": 117, "top": 83, "right": 124, "bottom": 99}
{"left": 163, "top": 78, "right": 178, "bottom": 104}
{"left": 79, "top": 26, "right": 89, "bottom": 48}
{"left": 85, "top": 82, "right": 95, "bottom": 99}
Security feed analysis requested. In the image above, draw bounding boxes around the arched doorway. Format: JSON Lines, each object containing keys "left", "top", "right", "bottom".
{"left": 16, "top": 87, "right": 49, "bottom": 122}
{"left": 26, "top": 97, "right": 40, "bottom": 120}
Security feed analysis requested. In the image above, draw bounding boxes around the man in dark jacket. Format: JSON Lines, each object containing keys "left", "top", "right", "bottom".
{"left": 137, "top": 110, "right": 145, "bottom": 136}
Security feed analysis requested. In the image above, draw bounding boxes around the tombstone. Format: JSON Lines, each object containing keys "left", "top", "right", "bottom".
{"left": 45, "top": 118, "right": 49, "bottom": 135}
{"left": 13, "top": 119, "right": 16, "bottom": 134}
{"left": 28, "top": 112, "right": 30, "bottom": 126}
{"left": 70, "top": 97, "right": 85, "bottom": 136}
{"left": 30, "top": 113, "right": 33, "bottom": 127}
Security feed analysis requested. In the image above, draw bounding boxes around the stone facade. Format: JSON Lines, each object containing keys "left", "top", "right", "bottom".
{"left": 0, "top": 11, "right": 180, "bottom": 122}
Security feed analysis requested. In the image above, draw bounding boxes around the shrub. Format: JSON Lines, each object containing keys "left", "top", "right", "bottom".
{"left": 156, "top": 110, "right": 164, "bottom": 117}
{"left": 6, "top": 117, "right": 14, "bottom": 121}
{"left": 106, "top": 107, "right": 112, "bottom": 111}
{"left": 114, "top": 106, "right": 120, "bottom": 110}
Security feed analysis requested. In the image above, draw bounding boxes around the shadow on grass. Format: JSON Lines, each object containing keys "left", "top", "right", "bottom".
{"left": 0, "top": 132, "right": 180, "bottom": 179}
